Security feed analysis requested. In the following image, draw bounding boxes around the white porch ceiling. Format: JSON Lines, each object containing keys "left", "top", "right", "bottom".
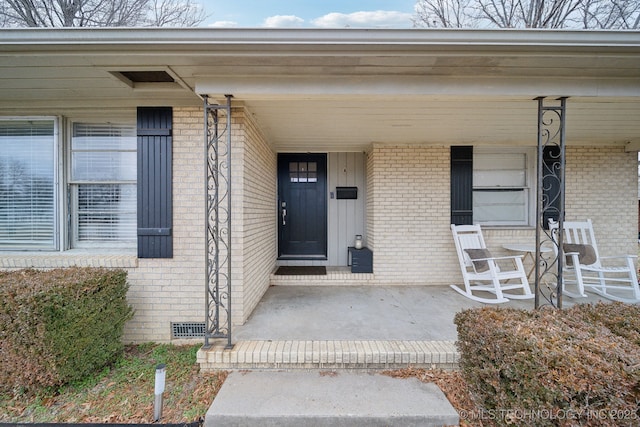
{"left": 222, "top": 96, "right": 640, "bottom": 153}
{"left": 1, "top": 28, "right": 639, "bottom": 152}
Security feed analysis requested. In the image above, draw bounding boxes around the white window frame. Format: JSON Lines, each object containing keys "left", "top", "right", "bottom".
{"left": 67, "top": 120, "right": 137, "bottom": 250}
{"left": 472, "top": 146, "right": 536, "bottom": 227}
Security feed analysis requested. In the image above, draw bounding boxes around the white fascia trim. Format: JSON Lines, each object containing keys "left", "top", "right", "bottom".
{"left": 1, "top": 28, "right": 640, "bottom": 51}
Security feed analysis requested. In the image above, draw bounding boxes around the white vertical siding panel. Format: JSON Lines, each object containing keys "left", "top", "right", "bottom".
{"left": 327, "top": 154, "right": 340, "bottom": 264}
{"left": 327, "top": 152, "right": 366, "bottom": 265}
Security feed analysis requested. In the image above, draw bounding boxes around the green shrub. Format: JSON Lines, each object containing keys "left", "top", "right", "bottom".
{"left": 0, "top": 268, "right": 134, "bottom": 394}
{"left": 455, "top": 302, "right": 640, "bottom": 427}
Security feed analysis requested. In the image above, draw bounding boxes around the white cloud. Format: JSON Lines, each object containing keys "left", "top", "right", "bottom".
{"left": 263, "top": 15, "right": 305, "bottom": 28}
{"left": 209, "top": 20, "right": 239, "bottom": 28}
{"left": 312, "top": 10, "right": 413, "bottom": 28}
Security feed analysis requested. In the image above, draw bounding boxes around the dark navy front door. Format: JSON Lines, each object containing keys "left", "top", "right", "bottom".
{"left": 278, "top": 153, "right": 327, "bottom": 259}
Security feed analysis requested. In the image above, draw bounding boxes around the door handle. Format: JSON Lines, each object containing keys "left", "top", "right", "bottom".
{"left": 281, "top": 201, "right": 287, "bottom": 226}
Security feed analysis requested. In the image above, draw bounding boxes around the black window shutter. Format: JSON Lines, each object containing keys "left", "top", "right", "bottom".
{"left": 451, "top": 146, "right": 473, "bottom": 225}
{"left": 542, "top": 145, "right": 561, "bottom": 229}
{"left": 137, "top": 107, "right": 173, "bottom": 258}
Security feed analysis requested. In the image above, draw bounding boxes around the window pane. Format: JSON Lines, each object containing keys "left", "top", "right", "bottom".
{"left": 289, "top": 161, "right": 317, "bottom": 183}
{"left": 474, "top": 153, "right": 526, "bottom": 187}
{"left": 72, "top": 123, "right": 136, "bottom": 150}
{"left": 289, "top": 162, "right": 299, "bottom": 182}
{"left": 475, "top": 153, "right": 525, "bottom": 170}
{"left": 474, "top": 169, "right": 526, "bottom": 187}
{"left": 71, "top": 123, "right": 136, "bottom": 181}
{"left": 72, "top": 151, "right": 136, "bottom": 181}
{"left": 473, "top": 190, "right": 527, "bottom": 223}
{"left": 307, "top": 162, "right": 317, "bottom": 182}
{"left": 77, "top": 184, "right": 136, "bottom": 242}
{"left": 71, "top": 122, "right": 136, "bottom": 247}
{"left": 0, "top": 120, "right": 55, "bottom": 248}
{"left": 472, "top": 149, "right": 531, "bottom": 225}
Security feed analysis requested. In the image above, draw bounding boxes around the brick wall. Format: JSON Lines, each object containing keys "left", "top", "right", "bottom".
{"left": 125, "top": 106, "right": 205, "bottom": 343}
{"left": 367, "top": 144, "right": 459, "bottom": 284}
{"left": 366, "top": 149, "right": 375, "bottom": 251}
{"left": 125, "top": 106, "right": 277, "bottom": 341}
{"left": 564, "top": 146, "right": 638, "bottom": 258}
{"left": 234, "top": 108, "right": 277, "bottom": 324}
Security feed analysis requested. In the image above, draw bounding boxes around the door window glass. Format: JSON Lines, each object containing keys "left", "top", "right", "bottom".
{"left": 289, "top": 161, "right": 317, "bottom": 183}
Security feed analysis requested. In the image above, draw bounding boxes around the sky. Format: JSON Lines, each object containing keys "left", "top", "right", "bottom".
{"left": 200, "top": 0, "right": 417, "bottom": 29}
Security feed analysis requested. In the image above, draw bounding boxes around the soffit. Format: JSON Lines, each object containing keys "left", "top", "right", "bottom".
{"left": 0, "top": 28, "right": 639, "bottom": 150}
{"left": 234, "top": 96, "right": 640, "bottom": 152}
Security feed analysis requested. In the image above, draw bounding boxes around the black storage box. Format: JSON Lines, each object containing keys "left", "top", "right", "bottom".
{"left": 348, "top": 247, "right": 373, "bottom": 273}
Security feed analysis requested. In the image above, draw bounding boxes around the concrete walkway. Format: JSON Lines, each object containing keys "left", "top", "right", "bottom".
{"left": 206, "top": 370, "right": 459, "bottom": 427}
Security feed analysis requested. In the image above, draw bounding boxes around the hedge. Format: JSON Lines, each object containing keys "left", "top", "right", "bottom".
{"left": 0, "top": 268, "right": 133, "bottom": 393}
{"left": 455, "top": 302, "right": 640, "bottom": 427}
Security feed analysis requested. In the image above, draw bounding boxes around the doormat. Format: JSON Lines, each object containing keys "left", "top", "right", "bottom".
{"left": 275, "top": 266, "right": 327, "bottom": 276}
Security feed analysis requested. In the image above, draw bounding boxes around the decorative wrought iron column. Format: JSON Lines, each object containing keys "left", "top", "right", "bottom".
{"left": 203, "top": 95, "right": 233, "bottom": 349}
{"left": 534, "top": 97, "right": 567, "bottom": 309}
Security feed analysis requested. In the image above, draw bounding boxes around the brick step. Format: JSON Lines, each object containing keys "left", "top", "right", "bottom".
{"left": 270, "top": 267, "right": 375, "bottom": 286}
{"left": 197, "top": 339, "right": 458, "bottom": 371}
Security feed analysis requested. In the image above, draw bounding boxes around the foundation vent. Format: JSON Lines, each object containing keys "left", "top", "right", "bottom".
{"left": 171, "top": 322, "right": 205, "bottom": 339}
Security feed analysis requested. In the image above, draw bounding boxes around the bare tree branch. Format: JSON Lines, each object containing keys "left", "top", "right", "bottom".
{"left": 413, "top": 0, "right": 640, "bottom": 29}
{"left": 0, "top": 0, "right": 207, "bottom": 27}
{"left": 474, "top": 0, "right": 519, "bottom": 27}
{"left": 413, "top": 0, "right": 474, "bottom": 28}
{"left": 145, "top": 0, "right": 206, "bottom": 27}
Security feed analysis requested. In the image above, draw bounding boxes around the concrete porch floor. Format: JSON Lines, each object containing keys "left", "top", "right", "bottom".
{"left": 235, "top": 285, "right": 506, "bottom": 341}
{"left": 197, "top": 283, "right": 608, "bottom": 371}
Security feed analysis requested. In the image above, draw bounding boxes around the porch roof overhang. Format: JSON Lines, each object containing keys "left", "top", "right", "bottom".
{"left": 1, "top": 28, "right": 639, "bottom": 152}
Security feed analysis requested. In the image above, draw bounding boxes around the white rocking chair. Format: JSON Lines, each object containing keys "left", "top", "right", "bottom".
{"left": 549, "top": 219, "right": 640, "bottom": 303}
{"left": 451, "top": 224, "right": 534, "bottom": 303}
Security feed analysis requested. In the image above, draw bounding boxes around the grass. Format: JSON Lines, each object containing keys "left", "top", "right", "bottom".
{"left": 0, "top": 343, "right": 228, "bottom": 424}
{"left": 0, "top": 341, "right": 482, "bottom": 425}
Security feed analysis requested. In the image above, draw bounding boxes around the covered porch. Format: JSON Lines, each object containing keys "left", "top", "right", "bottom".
{"left": 197, "top": 29, "right": 640, "bottom": 347}
{"left": 197, "top": 281, "right": 611, "bottom": 371}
